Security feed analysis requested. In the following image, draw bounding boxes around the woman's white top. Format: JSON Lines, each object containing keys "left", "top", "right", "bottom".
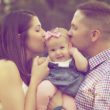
{"left": 0, "top": 82, "right": 28, "bottom": 110}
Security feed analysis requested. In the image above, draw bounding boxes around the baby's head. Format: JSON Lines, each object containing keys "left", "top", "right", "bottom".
{"left": 45, "top": 27, "right": 71, "bottom": 62}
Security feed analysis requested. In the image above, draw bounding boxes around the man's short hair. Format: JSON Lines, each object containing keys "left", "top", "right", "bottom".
{"left": 76, "top": 1, "right": 110, "bottom": 18}
{"left": 76, "top": 1, "right": 110, "bottom": 34}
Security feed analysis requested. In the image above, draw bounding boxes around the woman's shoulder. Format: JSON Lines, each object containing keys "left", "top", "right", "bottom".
{"left": 0, "top": 59, "right": 21, "bottom": 83}
{"left": 0, "top": 59, "right": 16, "bottom": 67}
{"left": 0, "top": 59, "right": 18, "bottom": 72}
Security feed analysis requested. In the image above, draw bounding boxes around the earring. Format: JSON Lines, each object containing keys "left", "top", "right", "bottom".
{"left": 17, "top": 34, "right": 21, "bottom": 39}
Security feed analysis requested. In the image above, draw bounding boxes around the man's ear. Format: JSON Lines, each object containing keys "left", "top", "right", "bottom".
{"left": 90, "top": 29, "right": 101, "bottom": 42}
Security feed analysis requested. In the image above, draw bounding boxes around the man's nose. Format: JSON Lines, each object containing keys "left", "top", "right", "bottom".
{"left": 68, "top": 30, "right": 72, "bottom": 39}
{"left": 68, "top": 29, "right": 71, "bottom": 35}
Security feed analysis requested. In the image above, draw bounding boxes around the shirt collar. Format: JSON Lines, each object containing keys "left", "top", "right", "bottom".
{"left": 89, "top": 49, "right": 110, "bottom": 70}
{"left": 49, "top": 59, "right": 72, "bottom": 68}
{"left": 54, "top": 59, "right": 72, "bottom": 67}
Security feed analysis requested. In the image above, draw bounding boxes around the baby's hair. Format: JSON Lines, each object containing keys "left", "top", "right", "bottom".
{"left": 45, "top": 27, "right": 69, "bottom": 41}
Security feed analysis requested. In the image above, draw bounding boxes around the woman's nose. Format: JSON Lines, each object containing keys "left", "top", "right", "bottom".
{"left": 41, "top": 28, "right": 46, "bottom": 37}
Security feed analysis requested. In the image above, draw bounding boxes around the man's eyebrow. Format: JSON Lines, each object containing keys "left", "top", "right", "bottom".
{"left": 35, "top": 25, "right": 41, "bottom": 29}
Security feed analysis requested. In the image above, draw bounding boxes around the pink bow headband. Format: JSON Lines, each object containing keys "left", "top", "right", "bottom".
{"left": 45, "top": 31, "right": 61, "bottom": 40}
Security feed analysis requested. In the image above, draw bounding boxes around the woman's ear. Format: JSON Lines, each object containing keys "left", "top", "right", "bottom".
{"left": 90, "top": 29, "right": 101, "bottom": 42}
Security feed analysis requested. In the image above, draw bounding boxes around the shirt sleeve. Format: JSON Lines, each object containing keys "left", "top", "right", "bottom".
{"left": 94, "top": 73, "right": 110, "bottom": 110}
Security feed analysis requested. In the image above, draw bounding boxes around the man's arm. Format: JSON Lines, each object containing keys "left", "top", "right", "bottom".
{"left": 94, "top": 73, "right": 110, "bottom": 110}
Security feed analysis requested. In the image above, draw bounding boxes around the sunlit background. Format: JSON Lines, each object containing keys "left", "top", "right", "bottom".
{"left": 0, "top": 0, "right": 110, "bottom": 30}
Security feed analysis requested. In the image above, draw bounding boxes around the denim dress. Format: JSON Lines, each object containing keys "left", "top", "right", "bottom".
{"left": 46, "top": 59, "right": 87, "bottom": 97}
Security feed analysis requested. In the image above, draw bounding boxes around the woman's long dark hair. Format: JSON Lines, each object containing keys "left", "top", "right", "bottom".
{"left": 0, "top": 10, "right": 36, "bottom": 85}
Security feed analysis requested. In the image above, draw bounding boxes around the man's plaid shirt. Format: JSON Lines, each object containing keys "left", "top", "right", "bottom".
{"left": 75, "top": 49, "right": 110, "bottom": 110}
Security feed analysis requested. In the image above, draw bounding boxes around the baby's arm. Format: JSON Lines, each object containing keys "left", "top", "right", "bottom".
{"left": 70, "top": 47, "right": 88, "bottom": 72}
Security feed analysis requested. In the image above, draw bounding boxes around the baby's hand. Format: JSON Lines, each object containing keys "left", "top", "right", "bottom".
{"left": 69, "top": 47, "right": 79, "bottom": 56}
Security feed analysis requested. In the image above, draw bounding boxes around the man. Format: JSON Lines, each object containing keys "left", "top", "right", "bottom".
{"left": 68, "top": 1, "right": 110, "bottom": 110}
{"left": 51, "top": 1, "right": 110, "bottom": 110}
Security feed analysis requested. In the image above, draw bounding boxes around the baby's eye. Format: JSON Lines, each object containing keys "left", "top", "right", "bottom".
{"left": 50, "top": 49, "right": 55, "bottom": 52}
{"left": 60, "top": 46, "right": 65, "bottom": 49}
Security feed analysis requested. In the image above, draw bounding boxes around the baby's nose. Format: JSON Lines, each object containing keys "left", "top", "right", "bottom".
{"left": 56, "top": 50, "right": 61, "bottom": 54}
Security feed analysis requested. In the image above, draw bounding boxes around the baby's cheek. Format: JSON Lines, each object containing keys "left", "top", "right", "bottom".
{"left": 49, "top": 53, "right": 56, "bottom": 61}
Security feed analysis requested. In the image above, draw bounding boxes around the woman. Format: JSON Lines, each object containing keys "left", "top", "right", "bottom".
{"left": 0, "top": 10, "right": 49, "bottom": 110}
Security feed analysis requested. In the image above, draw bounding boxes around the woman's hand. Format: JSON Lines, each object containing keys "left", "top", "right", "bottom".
{"left": 25, "top": 56, "right": 49, "bottom": 110}
{"left": 37, "top": 56, "right": 51, "bottom": 65}
{"left": 37, "top": 57, "right": 46, "bottom": 65}
{"left": 31, "top": 56, "right": 50, "bottom": 84}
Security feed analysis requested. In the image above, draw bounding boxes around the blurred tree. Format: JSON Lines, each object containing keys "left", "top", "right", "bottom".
{"left": 0, "top": 0, "right": 110, "bottom": 30}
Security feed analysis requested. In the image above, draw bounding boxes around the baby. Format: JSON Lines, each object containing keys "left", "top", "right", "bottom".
{"left": 36, "top": 27, "right": 88, "bottom": 110}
